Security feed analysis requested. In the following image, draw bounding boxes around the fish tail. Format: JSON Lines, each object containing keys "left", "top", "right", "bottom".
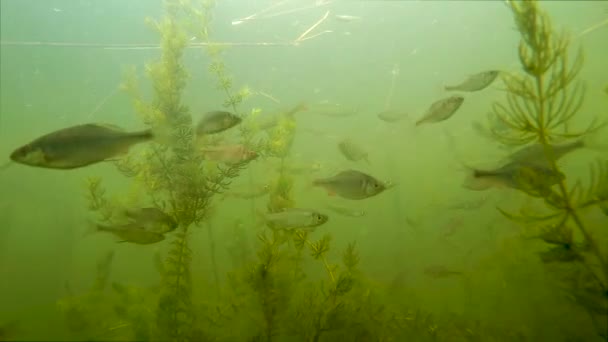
{"left": 463, "top": 168, "right": 502, "bottom": 191}
{"left": 131, "top": 129, "right": 155, "bottom": 140}
{"left": 288, "top": 102, "right": 309, "bottom": 117}
{"left": 83, "top": 220, "right": 104, "bottom": 239}
{"left": 444, "top": 85, "right": 457, "bottom": 92}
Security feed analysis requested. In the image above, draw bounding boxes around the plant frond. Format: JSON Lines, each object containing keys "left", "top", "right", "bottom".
{"left": 574, "top": 159, "right": 608, "bottom": 210}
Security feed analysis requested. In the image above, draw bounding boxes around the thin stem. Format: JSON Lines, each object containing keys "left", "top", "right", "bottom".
{"left": 207, "top": 222, "right": 221, "bottom": 295}
{"left": 535, "top": 69, "right": 608, "bottom": 288}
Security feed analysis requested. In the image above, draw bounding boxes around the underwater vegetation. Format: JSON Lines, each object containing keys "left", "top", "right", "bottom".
{"left": 7, "top": 0, "right": 597, "bottom": 341}
{"left": 485, "top": 0, "right": 608, "bottom": 339}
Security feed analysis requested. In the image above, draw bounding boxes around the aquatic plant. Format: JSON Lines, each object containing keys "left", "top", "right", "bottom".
{"left": 486, "top": 0, "right": 607, "bottom": 337}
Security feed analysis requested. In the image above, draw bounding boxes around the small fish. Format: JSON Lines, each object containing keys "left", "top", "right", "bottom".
{"left": 445, "top": 196, "right": 489, "bottom": 210}
{"left": 196, "top": 111, "right": 242, "bottom": 135}
{"left": 255, "top": 103, "right": 307, "bottom": 130}
{"left": 313, "top": 169, "right": 387, "bottom": 200}
{"left": 123, "top": 207, "right": 177, "bottom": 234}
{"left": 325, "top": 204, "right": 366, "bottom": 217}
{"left": 423, "top": 265, "right": 464, "bottom": 278}
{"left": 310, "top": 103, "right": 359, "bottom": 118}
{"left": 334, "top": 14, "right": 362, "bottom": 22}
{"left": 201, "top": 144, "right": 258, "bottom": 165}
{"left": 224, "top": 184, "right": 270, "bottom": 199}
{"left": 440, "top": 216, "right": 464, "bottom": 238}
{"left": 338, "top": 139, "right": 369, "bottom": 163}
{"left": 93, "top": 223, "right": 166, "bottom": 245}
{"left": 377, "top": 109, "right": 408, "bottom": 123}
{"left": 507, "top": 137, "right": 601, "bottom": 168}
{"left": 281, "top": 162, "right": 323, "bottom": 175}
{"left": 415, "top": 96, "right": 464, "bottom": 126}
{"left": 9, "top": 123, "right": 155, "bottom": 169}
{"left": 463, "top": 161, "right": 564, "bottom": 194}
{"left": 259, "top": 208, "right": 328, "bottom": 231}
{"left": 445, "top": 70, "right": 500, "bottom": 92}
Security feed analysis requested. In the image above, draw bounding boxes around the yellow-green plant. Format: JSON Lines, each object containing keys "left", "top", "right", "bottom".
{"left": 487, "top": 0, "right": 607, "bottom": 337}
{"left": 82, "top": 0, "right": 257, "bottom": 341}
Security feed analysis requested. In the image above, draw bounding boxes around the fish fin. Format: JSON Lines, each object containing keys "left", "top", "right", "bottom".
{"left": 462, "top": 167, "right": 500, "bottom": 191}
{"left": 149, "top": 124, "right": 172, "bottom": 145}
{"left": 82, "top": 220, "right": 102, "bottom": 239}
{"left": 582, "top": 129, "right": 608, "bottom": 151}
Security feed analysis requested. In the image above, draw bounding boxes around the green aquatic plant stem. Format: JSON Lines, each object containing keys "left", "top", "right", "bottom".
{"left": 511, "top": 1, "right": 608, "bottom": 286}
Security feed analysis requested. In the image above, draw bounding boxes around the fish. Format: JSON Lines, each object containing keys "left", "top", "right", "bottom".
{"left": 223, "top": 184, "right": 270, "bottom": 199}
{"left": 195, "top": 111, "right": 242, "bottom": 135}
{"left": 0, "top": 320, "right": 19, "bottom": 341}
{"left": 505, "top": 139, "right": 587, "bottom": 168}
{"left": 377, "top": 109, "right": 408, "bottom": 123}
{"left": 334, "top": 14, "right": 362, "bottom": 22}
{"left": 92, "top": 222, "right": 166, "bottom": 244}
{"left": 338, "top": 139, "right": 369, "bottom": 163}
{"left": 445, "top": 196, "right": 489, "bottom": 210}
{"left": 309, "top": 103, "right": 359, "bottom": 118}
{"left": 9, "top": 123, "right": 155, "bottom": 169}
{"left": 259, "top": 208, "right": 328, "bottom": 231}
{"left": 415, "top": 96, "right": 464, "bottom": 126}
{"left": 123, "top": 207, "right": 177, "bottom": 234}
{"left": 445, "top": 70, "right": 500, "bottom": 92}
{"left": 313, "top": 169, "right": 387, "bottom": 200}
{"left": 423, "top": 265, "right": 464, "bottom": 278}
{"left": 463, "top": 161, "right": 565, "bottom": 194}
{"left": 201, "top": 144, "right": 258, "bottom": 165}
{"left": 255, "top": 103, "right": 307, "bottom": 130}
{"left": 325, "top": 204, "right": 366, "bottom": 217}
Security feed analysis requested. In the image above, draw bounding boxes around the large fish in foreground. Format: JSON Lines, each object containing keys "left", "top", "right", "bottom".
{"left": 9, "top": 123, "right": 155, "bottom": 169}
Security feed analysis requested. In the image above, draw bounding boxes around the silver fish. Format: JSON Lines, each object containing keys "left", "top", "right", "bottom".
{"left": 377, "top": 109, "right": 408, "bottom": 123}
{"left": 313, "top": 169, "right": 387, "bottom": 200}
{"left": 223, "top": 184, "right": 270, "bottom": 200}
{"left": 325, "top": 204, "right": 366, "bottom": 217}
{"left": 338, "top": 139, "right": 369, "bottom": 163}
{"left": 196, "top": 111, "right": 242, "bottom": 135}
{"left": 124, "top": 207, "right": 177, "bottom": 234}
{"left": 415, "top": 96, "right": 464, "bottom": 126}
{"left": 94, "top": 223, "right": 166, "bottom": 245}
{"left": 334, "top": 14, "right": 362, "bottom": 22}
{"left": 260, "top": 208, "right": 328, "bottom": 231}
{"left": 10, "top": 123, "right": 154, "bottom": 169}
{"left": 445, "top": 70, "right": 500, "bottom": 92}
